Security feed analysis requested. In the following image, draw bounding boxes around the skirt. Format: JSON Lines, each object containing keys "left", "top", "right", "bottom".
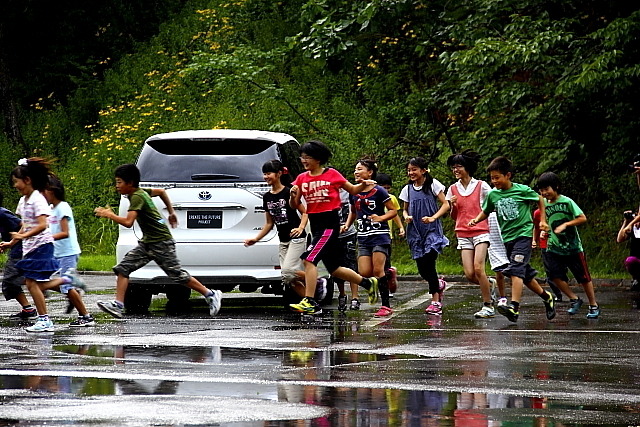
{"left": 16, "top": 243, "right": 60, "bottom": 281}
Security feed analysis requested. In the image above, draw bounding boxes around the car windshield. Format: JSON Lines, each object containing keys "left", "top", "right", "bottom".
{"left": 137, "top": 138, "right": 280, "bottom": 182}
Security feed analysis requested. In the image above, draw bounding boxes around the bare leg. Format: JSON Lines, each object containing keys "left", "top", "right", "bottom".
{"left": 15, "top": 292, "right": 31, "bottom": 308}
{"left": 67, "top": 289, "right": 89, "bottom": 316}
{"left": 552, "top": 278, "right": 579, "bottom": 300}
{"left": 25, "top": 279, "right": 47, "bottom": 315}
{"left": 581, "top": 281, "right": 598, "bottom": 306}
{"left": 496, "top": 271, "right": 506, "bottom": 297}
{"left": 303, "top": 260, "right": 318, "bottom": 297}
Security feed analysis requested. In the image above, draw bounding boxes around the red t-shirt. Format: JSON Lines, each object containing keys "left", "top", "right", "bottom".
{"left": 292, "top": 168, "right": 346, "bottom": 214}
{"left": 533, "top": 208, "right": 548, "bottom": 249}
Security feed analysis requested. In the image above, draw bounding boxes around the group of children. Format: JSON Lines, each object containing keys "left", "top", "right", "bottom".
{"left": 1, "top": 158, "right": 222, "bottom": 332}
{"left": 2, "top": 143, "right": 603, "bottom": 331}
{"left": 253, "top": 141, "right": 601, "bottom": 322}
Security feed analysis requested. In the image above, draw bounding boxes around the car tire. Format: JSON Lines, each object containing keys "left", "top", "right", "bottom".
{"left": 124, "top": 285, "right": 153, "bottom": 314}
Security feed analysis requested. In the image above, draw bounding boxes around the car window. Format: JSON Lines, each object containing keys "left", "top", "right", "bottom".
{"left": 137, "top": 138, "right": 282, "bottom": 182}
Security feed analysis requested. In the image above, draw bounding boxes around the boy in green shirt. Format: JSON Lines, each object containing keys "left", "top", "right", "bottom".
{"left": 94, "top": 164, "right": 221, "bottom": 318}
{"left": 469, "top": 156, "right": 556, "bottom": 322}
{"left": 537, "top": 172, "right": 600, "bottom": 318}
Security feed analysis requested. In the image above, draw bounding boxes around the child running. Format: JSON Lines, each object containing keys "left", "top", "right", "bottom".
{"left": 44, "top": 175, "right": 86, "bottom": 314}
{"left": 537, "top": 172, "right": 600, "bottom": 318}
{"left": 9, "top": 158, "right": 94, "bottom": 331}
{"left": 445, "top": 150, "right": 496, "bottom": 319}
{"left": 288, "top": 140, "right": 380, "bottom": 315}
{"left": 469, "top": 156, "right": 556, "bottom": 322}
{"left": 346, "top": 157, "right": 398, "bottom": 317}
{"left": 0, "top": 190, "right": 32, "bottom": 321}
{"left": 244, "top": 160, "right": 320, "bottom": 301}
{"left": 336, "top": 187, "right": 360, "bottom": 311}
{"left": 94, "top": 164, "right": 222, "bottom": 318}
{"left": 399, "top": 157, "right": 450, "bottom": 315}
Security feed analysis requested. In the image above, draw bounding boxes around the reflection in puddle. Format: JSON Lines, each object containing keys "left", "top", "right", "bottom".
{"left": 2, "top": 345, "right": 639, "bottom": 425}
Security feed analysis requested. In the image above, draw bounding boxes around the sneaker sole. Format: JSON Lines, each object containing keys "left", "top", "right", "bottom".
{"left": 69, "top": 322, "right": 96, "bottom": 327}
{"left": 497, "top": 305, "right": 518, "bottom": 322}
{"left": 97, "top": 302, "right": 123, "bottom": 319}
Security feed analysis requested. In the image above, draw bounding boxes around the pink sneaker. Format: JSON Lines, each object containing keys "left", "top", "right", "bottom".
{"left": 374, "top": 306, "right": 394, "bottom": 317}
{"left": 387, "top": 267, "right": 398, "bottom": 293}
{"left": 425, "top": 301, "right": 442, "bottom": 315}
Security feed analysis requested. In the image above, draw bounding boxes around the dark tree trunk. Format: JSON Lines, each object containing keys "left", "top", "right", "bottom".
{"left": 0, "top": 26, "right": 29, "bottom": 156}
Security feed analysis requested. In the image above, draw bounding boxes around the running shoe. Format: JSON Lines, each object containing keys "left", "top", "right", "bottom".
{"left": 97, "top": 300, "right": 124, "bottom": 319}
{"left": 425, "top": 301, "right": 442, "bottom": 315}
{"left": 387, "top": 267, "right": 398, "bottom": 293}
{"left": 497, "top": 297, "right": 508, "bottom": 307}
{"left": 315, "top": 278, "right": 328, "bottom": 302}
{"left": 350, "top": 298, "right": 361, "bottom": 310}
{"left": 586, "top": 305, "right": 601, "bottom": 319}
{"left": 69, "top": 315, "right": 96, "bottom": 327}
{"left": 474, "top": 305, "right": 496, "bottom": 319}
{"left": 438, "top": 277, "right": 447, "bottom": 303}
{"left": 630, "top": 280, "right": 640, "bottom": 292}
{"left": 206, "top": 290, "right": 222, "bottom": 316}
{"left": 543, "top": 291, "right": 556, "bottom": 320}
{"left": 10, "top": 308, "right": 38, "bottom": 321}
{"left": 289, "top": 297, "right": 322, "bottom": 314}
{"left": 26, "top": 318, "right": 55, "bottom": 332}
{"left": 367, "top": 277, "right": 379, "bottom": 304}
{"left": 374, "top": 306, "right": 394, "bottom": 317}
{"left": 338, "top": 295, "right": 348, "bottom": 312}
{"left": 497, "top": 303, "right": 519, "bottom": 322}
{"left": 567, "top": 298, "right": 583, "bottom": 315}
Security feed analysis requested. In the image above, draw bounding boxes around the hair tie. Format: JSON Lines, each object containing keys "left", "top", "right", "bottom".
{"left": 282, "top": 167, "right": 289, "bottom": 174}
{"left": 18, "top": 158, "right": 28, "bottom": 166}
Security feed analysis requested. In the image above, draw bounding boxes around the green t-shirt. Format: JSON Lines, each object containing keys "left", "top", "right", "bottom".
{"left": 545, "top": 194, "right": 584, "bottom": 255}
{"left": 482, "top": 183, "right": 539, "bottom": 243}
{"left": 127, "top": 188, "right": 173, "bottom": 243}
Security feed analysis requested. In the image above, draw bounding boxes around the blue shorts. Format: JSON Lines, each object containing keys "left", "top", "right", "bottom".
{"left": 358, "top": 244, "right": 390, "bottom": 259}
{"left": 503, "top": 237, "right": 537, "bottom": 283}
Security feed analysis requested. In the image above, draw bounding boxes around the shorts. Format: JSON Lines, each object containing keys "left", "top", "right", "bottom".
{"left": 502, "top": 236, "right": 537, "bottom": 282}
{"left": 545, "top": 251, "right": 592, "bottom": 284}
{"left": 358, "top": 244, "right": 390, "bottom": 258}
{"left": 279, "top": 238, "right": 306, "bottom": 284}
{"left": 2, "top": 256, "right": 25, "bottom": 300}
{"left": 56, "top": 254, "right": 80, "bottom": 275}
{"left": 339, "top": 234, "right": 358, "bottom": 272}
{"left": 113, "top": 239, "right": 191, "bottom": 285}
{"left": 487, "top": 214, "right": 509, "bottom": 271}
{"left": 301, "top": 227, "right": 342, "bottom": 274}
{"left": 456, "top": 233, "right": 490, "bottom": 251}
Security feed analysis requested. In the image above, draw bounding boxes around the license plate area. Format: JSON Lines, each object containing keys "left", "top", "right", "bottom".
{"left": 187, "top": 210, "right": 223, "bottom": 228}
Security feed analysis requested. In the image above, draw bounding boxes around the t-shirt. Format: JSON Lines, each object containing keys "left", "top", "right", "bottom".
{"left": 127, "top": 188, "right": 173, "bottom": 243}
{"left": 399, "top": 179, "right": 446, "bottom": 204}
{"left": 482, "top": 183, "right": 539, "bottom": 243}
{"left": 338, "top": 189, "right": 357, "bottom": 239}
{"left": 544, "top": 195, "right": 584, "bottom": 255}
{"left": 16, "top": 190, "right": 54, "bottom": 255}
{"left": 49, "top": 201, "right": 81, "bottom": 257}
{"left": 292, "top": 168, "right": 346, "bottom": 214}
{"left": 263, "top": 187, "right": 306, "bottom": 243}
{"left": 0, "top": 207, "right": 23, "bottom": 258}
{"left": 386, "top": 194, "right": 401, "bottom": 237}
{"left": 533, "top": 208, "right": 548, "bottom": 250}
{"left": 350, "top": 185, "right": 392, "bottom": 246}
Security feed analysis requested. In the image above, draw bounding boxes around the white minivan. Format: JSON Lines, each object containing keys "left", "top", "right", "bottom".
{"left": 116, "top": 129, "right": 305, "bottom": 312}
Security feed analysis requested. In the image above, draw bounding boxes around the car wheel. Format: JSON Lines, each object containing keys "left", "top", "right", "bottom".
{"left": 165, "top": 285, "right": 192, "bottom": 314}
{"left": 124, "top": 285, "right": 153, "bottom": 314}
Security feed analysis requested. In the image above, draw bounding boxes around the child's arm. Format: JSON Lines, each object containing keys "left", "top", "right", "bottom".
{"left": 342, "top": 179, "right": 376, "bottom": 196}
{"left": 370, "top": 199, "right": 397, "bottom": 223}
{"left": 245, "top": 212, "right": 274, "bottom": 246}
{"left": 421, "top": 191, "right": 450, "bottom": 223}
{"left": 553, "top": 213, "right": 587, "bottom": 235}
{"left": 618, "top": 212, "right": 634, "bottom": 243}
{"left": 51, "top": 217, "right": 70, "bottom": 240}
{"left": 149, "top": 188, "right": 178, "bottom": 228}
{"left": 94, "top": 206, "right": 138, "bottom": 228}
{"left": 293, "top": 204, "right": 308, "bottom": 238}
{"left": 289, "top": 185, "right": 302, "bottom": 209}
{"left": 11, "top": 215, "right": 48, "bottom": 241}
{"left": 342, "top": 203, "right": 357, "bottom": 233}
{"left": 402, "top": 201, "right": 413, "bottom": 223}
{"left": 468, "top": 211, "right": 488, "bottom": 227}
{"left": 393, "top": 212, "right": 405, "bottom": 237}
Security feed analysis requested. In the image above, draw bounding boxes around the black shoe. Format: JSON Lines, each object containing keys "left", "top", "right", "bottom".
{"left": 9, "top": 308, "right": 38, "bottom": 321}
{"left": 630, "top": 280, "right": 640, "bottom": 292}
{"left": 543, "top": 291, "right": 556, "bottom": 320}
{"left": 497, "top": 303, "right": 519, "bottom": 322}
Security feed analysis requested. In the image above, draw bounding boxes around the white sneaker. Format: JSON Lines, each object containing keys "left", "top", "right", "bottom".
{"left": 497, "top": 297, "right": 508, "bottom": 307}
{"left": 26, "top": 318, "right": 54, "bottom": 332}
{"left": 206, "top": 290, "right": 222, "bottom": 316}
{"left": 474, "top": 305, "right": 496, "bottom": 318}
{"left": 97, "top": 301, "right": 124, "bottom": 319}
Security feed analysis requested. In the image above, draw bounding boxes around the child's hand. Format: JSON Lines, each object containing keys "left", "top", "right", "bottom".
{"left": 404, "top": 215, "right": 413, "bottom": 223}
{"left": 468, "top": 218, "right": 477, "bottom": 227}
{"left": 397, "top": 227, "right": 405, "bottom": 238}
{"left": 539, "top": 221, "right": 549, "bottom": 231}
{"left": 244, "top": 238, "right": 257, "bottom": 247}
{"left": 167, "top": 213, "right": 178, "bottom": 228}
{"left": 369, "top": 214, "right": 383, "bottom": 223}
{"left": 450, "top": 195, "right": 457, "bottom": 205}
{"left": 290, "top": 227, "right": 304, "bottom": 238}
{"left": 9, "top": 231, "right": 24, "bottom": 241}
{"left": 290, "top": 185, "right": 299, "bottom": 199}
{"left": 554, "top": 223, "right": 567, "bottom": 234}
{"left": 94, "top": 206, "right": 111, "bottom": 218}
{"left": 421, "top": 216, "right": 436, "bottom": 224}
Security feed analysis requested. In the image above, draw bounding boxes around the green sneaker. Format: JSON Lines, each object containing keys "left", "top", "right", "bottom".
{"left": 543, "top": 291, "right": 556, "bottom": 320}
{"left": 497, "top": 303, "right": 519, "bottom": 322}
{"left": 289, "top": 297, "right": 321, "bottom": 314}
{"left": 367, "top": 277, "right": 379, "bottom": 304}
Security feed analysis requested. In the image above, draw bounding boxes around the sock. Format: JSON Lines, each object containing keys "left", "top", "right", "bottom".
{"left": 359, "top": 277, "right": 371, "bottom": 290}
{"left": 511, "top": 301, "right": 520, "bottom": 311}
{"left": 61, "top": 276, "right": 73, "bottom": 284}
{"left": 484, "top": 302, "right": 492, "bottom": 307}
{"left": 114, "top": 300, "right": 124, "bottom": 308}
{"left": 22, "top": 305, "right": 35, "bottom": 311}
{"left": 539, "top": 290, "right": 552, "bottom": 301}
{"left": 378, "top": 276, "right": 390, "bottom": 307}
{"left": 39, "top": 314, "right": 49, "bottom": 321}
{"left": 205, "top": 290, "right": 214, "bottom": 297}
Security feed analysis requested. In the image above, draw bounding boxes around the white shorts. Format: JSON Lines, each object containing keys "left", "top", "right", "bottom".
{"left": 456, "top": 233, "right": 490, "bottom": 250}
{"left": 279, "top": 237, "right": 306, "bottom": 283}
{"left": 487, "top": 213, "right": 509, "bottom": 271}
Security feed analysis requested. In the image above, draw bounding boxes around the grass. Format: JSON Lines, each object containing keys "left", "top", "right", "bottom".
{"left": 77, "top": 254, "right": 116, "bottom": 272}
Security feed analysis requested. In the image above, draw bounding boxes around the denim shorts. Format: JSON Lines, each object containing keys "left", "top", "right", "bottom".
{"left": 503, "top": 236, "right": 537, "bottom": 282}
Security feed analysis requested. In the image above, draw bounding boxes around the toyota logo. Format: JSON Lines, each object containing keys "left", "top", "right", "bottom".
{"left": 198, "top": 191, "right": 212, "bottom": 201}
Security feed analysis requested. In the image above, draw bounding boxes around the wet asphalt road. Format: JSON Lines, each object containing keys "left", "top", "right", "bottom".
{"left": 1, "top": 274, "right": 639, "bottom": 426}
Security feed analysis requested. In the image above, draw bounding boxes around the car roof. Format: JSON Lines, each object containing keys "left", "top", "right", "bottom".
{"left": 145, "top": 129, "right": 296, "bottom": 145}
